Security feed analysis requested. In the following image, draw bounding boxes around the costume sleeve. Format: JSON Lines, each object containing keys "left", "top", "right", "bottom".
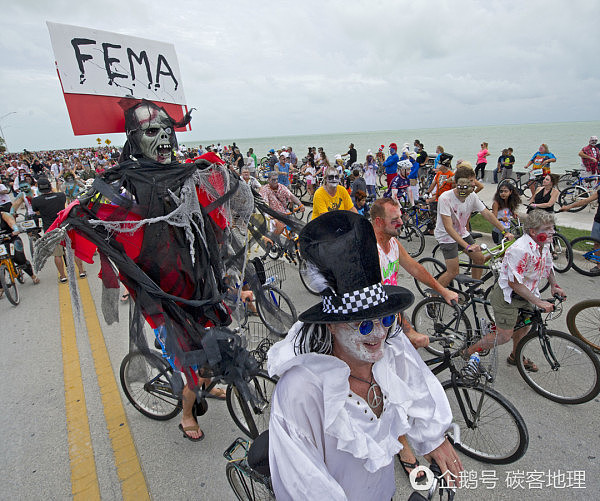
{"left": 269, "top": 369, "right": 348, "bottom": 501}
{"left": 390, "top": 335, "right": 452, "bottom": 456}
{"left": 502, "top": 244, "right": 528, "bottom": 285}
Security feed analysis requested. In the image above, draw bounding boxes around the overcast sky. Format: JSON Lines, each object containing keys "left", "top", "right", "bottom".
{"left": 1, "top": 0, "right": 598, "bottom": 151}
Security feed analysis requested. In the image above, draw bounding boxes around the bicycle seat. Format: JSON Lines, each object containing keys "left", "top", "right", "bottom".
{"left": 469, "top": 232, "right": 482, "bottom": 240}
{"left": 454, "top": 274, "right": 484, "bottom": 286}
{"left": 515, "top": 172, "right": 527, "bottom": 178}
{"left": 248, "top": 430, "right": 270, "bottom": 476}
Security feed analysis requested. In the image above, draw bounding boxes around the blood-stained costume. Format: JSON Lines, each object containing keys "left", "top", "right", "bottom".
{"left": 35, "top": 100, "right": 257, "bottom": 396}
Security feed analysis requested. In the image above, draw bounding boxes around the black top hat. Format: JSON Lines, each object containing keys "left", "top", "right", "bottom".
{"left": 298, "top": 211, "right": 414, "bottom": 323}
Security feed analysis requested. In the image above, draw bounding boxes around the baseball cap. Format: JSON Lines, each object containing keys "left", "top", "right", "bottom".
{"left": 269, "top": 149, "right": 275, "bottom": 153}
{"left": 389, "top": 143, "right": 398, "bottom": 150}
{"left": 37, "top": 177, "right": 52, "bottom": 192}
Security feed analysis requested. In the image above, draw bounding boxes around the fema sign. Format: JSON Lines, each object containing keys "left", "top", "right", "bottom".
{"left": 47, "top": 21, "right": 189, "bottom": 135}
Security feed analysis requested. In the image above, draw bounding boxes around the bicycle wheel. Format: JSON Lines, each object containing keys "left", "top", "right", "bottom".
{"left": 566, "top": 299, "right": 600, "bottom": 352}
{"left": 443, "top": 380, "right": 528, "bottom": 464}
{"left": 411, "top": 296, "right": 472, "bottom": 356}
{"left": 515, "top": 330, "right": 600, "bottom": 404}
{"left": 255, "top": 284, "right": 297, "bottom": 337}
{"left": 0, "top": 264, "right": 19, "bottom": 306}
{"left": 549, "top": 233, "right": 572, "bottom": 273}
{"left": 298, "top": 258, "right": 320, "bottom": 296}
{"left": 397, "top": 224, "right": 425, "bottom": 258}
{"left": 226, "top": 372, "right": 277, "bottom": 439}
{"left": 414, "top": 258, "right": 446, "bottom": 297}
{"left": 557, "top": 173, "right": 578, "bottom": 192}
{"left": 558, "top": 185, "right": 588, "bottom": 212}
{"left": 570, "top": 236, "right": 600, "bottom": 276}
{"left": 226, "top": 463, "right": 274, "bottom": 501}
{"left": 119, "top": 351, "right": 181, "bottom": 420}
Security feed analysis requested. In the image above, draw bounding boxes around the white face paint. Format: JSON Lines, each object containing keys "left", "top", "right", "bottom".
{"left": 331, "top": 321, "right": 387, "bottom": 363}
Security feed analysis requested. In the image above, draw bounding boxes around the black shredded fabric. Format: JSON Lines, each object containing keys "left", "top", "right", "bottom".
{"left": 64, "top": 157, "right": 259, "bottom": 401}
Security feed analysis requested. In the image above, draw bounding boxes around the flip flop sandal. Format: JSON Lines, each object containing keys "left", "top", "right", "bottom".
{"left": 120, "top": 293, "right": 130, "bottom": 302}
{"left": 178, "top": 423, "right": 204, "bottom": 442}
{"left": 59, "top": 277, "right": 68, "bottom": 284}
{"left": 79, "top": 272, "right": 87, "bottom": 278}
{"left": 397, "top": 456, "right": 426, "bottom": 483}
{"left": 507, "top": 353, "right": 538, "bottom": 372}
{"left": 207, "top": 387, "right": 226, "bottom": 400}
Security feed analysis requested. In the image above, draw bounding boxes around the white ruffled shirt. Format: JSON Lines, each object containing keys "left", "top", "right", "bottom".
{"left": 497, "top": 233, "right": 553, "bottom": 303}
{"left": 267, "top": 322, "right": 452, "bottom": 501}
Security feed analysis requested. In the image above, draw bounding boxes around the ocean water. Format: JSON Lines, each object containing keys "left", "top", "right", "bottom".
{"left": 186, "top": 120, "right": 600, "bottom": 174}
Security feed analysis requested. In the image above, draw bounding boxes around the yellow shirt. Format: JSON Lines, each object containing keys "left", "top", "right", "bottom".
{"left": 311, "top": 185, "right": 354, "bottom": 220}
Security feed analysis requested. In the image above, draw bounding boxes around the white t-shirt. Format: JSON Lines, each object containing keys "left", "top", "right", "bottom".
{"left": 0, "top": 184, "right": 11, "bottom": 205}
{"left": 434, "top": 190, "right": 486, "bottom": 244}
{"left": 304, "top": 166, "right": 316, "bottom": 183}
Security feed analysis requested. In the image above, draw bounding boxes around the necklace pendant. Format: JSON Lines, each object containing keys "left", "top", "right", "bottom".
{"left": 367, "top": 383, "right": 382, "bottom": 409}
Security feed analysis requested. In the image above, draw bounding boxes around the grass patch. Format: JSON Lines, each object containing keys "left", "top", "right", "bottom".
{"left": 469, "top": 214, "right": 590, "bottom": 240}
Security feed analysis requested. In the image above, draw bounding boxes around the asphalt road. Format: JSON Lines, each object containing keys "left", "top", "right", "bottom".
{"left": 1, "top": 232, "right": 598, "bottom": 501}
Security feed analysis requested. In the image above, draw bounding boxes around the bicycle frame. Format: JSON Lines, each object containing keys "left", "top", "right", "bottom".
{"left": 0, "top": 240, "right": 20, "bottom": 280}
{"left": 514, "top": 306, "right": 562, "bottom": 371}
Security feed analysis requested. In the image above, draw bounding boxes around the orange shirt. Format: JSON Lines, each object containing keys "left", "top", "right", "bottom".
{"left": 432, "top": 170, "right": 454, "bottom": 201}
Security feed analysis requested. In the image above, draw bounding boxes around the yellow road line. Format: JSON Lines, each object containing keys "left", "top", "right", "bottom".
{"left": 78, "top": 278, "right": 150, "bottom": 500}
{"left": 59, "top": 282, "right": 101, "bottom": 501}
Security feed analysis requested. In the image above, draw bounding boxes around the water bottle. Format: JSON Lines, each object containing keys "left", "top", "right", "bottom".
{"left": 465, "top": 353, "right": 481, "bottom": 376}
{"left": 263, "top": 275, "right": 276, "bottom": 286}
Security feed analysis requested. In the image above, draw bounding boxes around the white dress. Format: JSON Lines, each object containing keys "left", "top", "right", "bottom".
{"left": 267, "top": 322, "right": 452, "bottom": 501}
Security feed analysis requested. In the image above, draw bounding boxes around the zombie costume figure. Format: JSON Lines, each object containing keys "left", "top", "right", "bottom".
{"left": 35, "top": 100, "right": 257, "bottom": 410}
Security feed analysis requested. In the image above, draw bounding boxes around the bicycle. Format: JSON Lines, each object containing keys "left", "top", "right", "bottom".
{"left": 0, "top": 227, "right": 33, "bottom": 306}
{"left": 569, "top": 235, "right": 600, "bottom": 276}
{"left": 424, "top": 331, "right": 529, "bottom": 465}
{"left": 120, "top": 332, "right": 278, "bottom": 439}
{"left": 557, "top": 172, "right": 600, "bottom": 211}
{"left": 224, "top": 429, "right": 461, "bottom": 501}
{"left": 512, "top": 295, "right": 600, "bottom": 404}
{"left": 566, "top": 299, "right": 600, "bottom": 353}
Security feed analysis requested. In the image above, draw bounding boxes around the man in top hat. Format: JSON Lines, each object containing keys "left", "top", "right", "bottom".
{"left": 268, "top": 211, "right": 462, "bottom": 501}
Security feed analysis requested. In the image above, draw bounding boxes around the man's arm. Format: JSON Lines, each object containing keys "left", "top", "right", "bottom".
{"left": 560, "top": 190, "right": 598, "bottom": 211}
{"left": 579, "top": 148, "right": 597, "bottom": 162}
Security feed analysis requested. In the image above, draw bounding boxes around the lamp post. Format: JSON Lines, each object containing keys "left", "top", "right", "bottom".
{"left": 0, "top": 111, "right": 17, "bottom": 152}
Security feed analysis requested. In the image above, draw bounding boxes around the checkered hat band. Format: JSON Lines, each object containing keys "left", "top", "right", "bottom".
{"left": 322, "top": 283, "right": 388, "bottom": 314}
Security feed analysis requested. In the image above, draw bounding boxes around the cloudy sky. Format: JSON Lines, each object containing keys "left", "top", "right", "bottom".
{"left": 1, "top": 0, "right": 598, "bottom": 151}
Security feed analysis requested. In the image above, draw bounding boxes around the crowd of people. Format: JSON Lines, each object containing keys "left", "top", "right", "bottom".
{"left": 1, "top": 127, "right": 599, "bottom": 499}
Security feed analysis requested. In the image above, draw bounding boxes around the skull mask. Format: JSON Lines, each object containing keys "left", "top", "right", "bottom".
{"left": 125, "top": 102, "right": 178, "bottom": 164}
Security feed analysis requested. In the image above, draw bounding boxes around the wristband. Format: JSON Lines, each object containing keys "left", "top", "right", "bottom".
{"left": 465, "top": 244, "right": 471, "bottom": 251}
{"left": 501, "top": 229, "right": 507, "bottom": 235}
{"left": 12, "top": 225, "right": 19, "bottom": 232}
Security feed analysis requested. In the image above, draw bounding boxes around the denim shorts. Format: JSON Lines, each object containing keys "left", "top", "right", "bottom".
{"left": 591, "top": 221, "right": 600, "bottom": 241}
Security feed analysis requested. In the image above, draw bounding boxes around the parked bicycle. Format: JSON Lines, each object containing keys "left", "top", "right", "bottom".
{"left": 569, "top": 235, "right": 600, "bottom": 276}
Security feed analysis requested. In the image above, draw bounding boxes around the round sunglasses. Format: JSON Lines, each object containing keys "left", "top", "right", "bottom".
{"left": 355, "top": 315, "right": 396, "bottom": 335}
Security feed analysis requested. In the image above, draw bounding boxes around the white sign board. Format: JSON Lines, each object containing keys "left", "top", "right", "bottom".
{"left": 47, "top": 21, "right": 186, "bottom": 105}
